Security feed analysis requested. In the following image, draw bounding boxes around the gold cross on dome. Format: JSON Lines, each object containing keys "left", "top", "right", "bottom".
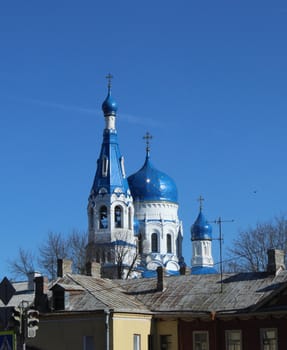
{"left": 197, "top": 195, "right": 204, "bottom": 211}
{"left": 143, "top": 132, "right": 153, "bottom": 153}
{"left": 105, "top": 73, "right": 113, "bottom": 90}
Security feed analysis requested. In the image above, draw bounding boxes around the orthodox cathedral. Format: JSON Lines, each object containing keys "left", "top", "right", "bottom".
{"left": 86, "top": 77, "right": 217, "bottom": 278}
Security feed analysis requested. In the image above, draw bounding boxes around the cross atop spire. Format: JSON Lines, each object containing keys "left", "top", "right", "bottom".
{"left": 105, "top": 73, "right": 113, "bottom": 91}
{"left": 197, "top": 195, "right": 204, "bottom": 212}
{"left": 143, "top": 132, "right": 153, "bottom": 156}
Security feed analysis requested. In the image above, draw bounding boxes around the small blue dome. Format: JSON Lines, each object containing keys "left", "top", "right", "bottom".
{"left": 128, "top": 155, "right": 178, "bottom": 203}
{"left": 102, "top": 90, "right": 118, "bottom": 116}
{"left": 191, "top": 211, "right": 212, "bottom": 240}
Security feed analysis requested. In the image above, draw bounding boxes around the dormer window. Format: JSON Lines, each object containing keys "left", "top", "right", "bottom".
{"left": 53, "top": 289, "right": 65, "bottom": 310}
{"left": 102, "top": 156, "right": 108, "bottom": 177}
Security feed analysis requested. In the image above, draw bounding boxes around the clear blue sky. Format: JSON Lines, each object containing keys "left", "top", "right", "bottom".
{"left": 1, "top": 1, "right": 287, "bottom": 280}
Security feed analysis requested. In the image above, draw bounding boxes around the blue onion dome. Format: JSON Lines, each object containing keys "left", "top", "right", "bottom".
{"left": 102, "top": 89, "right": 118, "bottom": 116}
{"left": 128, "top": 154, "right": 178, "bottom": 203}
{"left": 191, "top": 211, "right": 212, "bottom": 240}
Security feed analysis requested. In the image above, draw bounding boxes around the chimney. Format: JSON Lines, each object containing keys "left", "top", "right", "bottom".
{"left": 86, "top": 261, "right": 101, "bottom": 277}
{"left": 57, "top": 259, "right": 72, "bottom": 277}
{"left": 180, "top": 265, "right": 186, "bottom": 275}
{"left": 157, "top": 266, "right": 166, "bottom": 291}
{"left": 34, "top": 276, "right": 50, "bottom": 312}
{"left": 267, "top": 249, "right": 285, "bottom": 274}
{"left": 35, "top": 276, "right": 49, "bottom": 296}
{"left": 27, "top": 272, "right": 42, "bottom": 291}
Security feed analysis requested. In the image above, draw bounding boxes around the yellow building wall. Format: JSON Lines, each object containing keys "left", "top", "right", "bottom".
{"left": 28, "top": 314, "right": 106, "bottom": 350}
{"left": 156, "top": 319, "right": 178, "bottom": 350}
{"left": 112, "top": 313, "right": 152, "bottom": 350}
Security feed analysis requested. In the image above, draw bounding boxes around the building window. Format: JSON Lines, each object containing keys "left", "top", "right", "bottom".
{"left": 99, "top": 206, "right": 108, "bottom": 229}
{"left": 129, "top": 207, "right": 132, "bottom": 230}
{"left": 115, "top": 206, "right": 122, "bottom": 228}
{"left": 261, "top": 328, "right": 277, "bottom": 350}
{"left": 138, "top": 234, "right": 143, "bottom": 255}
{"left": 193, "top": 331, "right": 209, "bottom": 350}
{"left": 89, "top": 207, "right": 94, "bottom": 229}
{"left": 151, "top": 233, "right": 158, "bottom": 252}
{"left": 120, "top": 156, "right": 126, "bottom": 178}
{"left": 134, "top": 334, "right": 141, "bottom": 350}
{"left": 83, "top": 336, "right": 95, "bottom": 350}
{"left": 226, "top": 330, "right": 241, "bottom": 350}
{"left": 102, "top": 156, "right": 108, "bottom": 177}
{"left": 160, "top": 335, "right": 171, "bottom": 350}
{"left": 167, "top": 234, "right": 172, "bottom": 253}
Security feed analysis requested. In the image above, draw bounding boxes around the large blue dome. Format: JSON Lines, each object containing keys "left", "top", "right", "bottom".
{"left": 191, "top": 211, "right": 212, "bottom": 240}
{"left": 128, "top": 156, "right": 178, "bottom": 203}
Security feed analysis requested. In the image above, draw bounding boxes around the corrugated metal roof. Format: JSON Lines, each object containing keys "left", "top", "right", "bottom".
{"left": 53, "top": 274, "right": 150, "bottom": 313}
{"left": 115, "top": 271, "right": 287, "bottom": 313}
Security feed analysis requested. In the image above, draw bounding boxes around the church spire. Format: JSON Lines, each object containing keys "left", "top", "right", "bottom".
{"left": 143, "top": 131, "right": 153, "bottom": 158}
{"left": 190, "top": 198, "right": 217, "bottom": 275}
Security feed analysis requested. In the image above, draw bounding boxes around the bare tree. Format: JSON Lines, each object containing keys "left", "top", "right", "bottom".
{"left": 67, "top": 230, "right": 87, "bottom": 275}
{"left": 38, "top": 231, "right": 69, "bottom": 279}
{"left": 227, "top": 215, "right": 287, "bottom": 272}
{"left": 8, "top": 230, "right": 88, "bottom": 280}
{"left": 8, "top": 247, "right": 35, "bottom": 279}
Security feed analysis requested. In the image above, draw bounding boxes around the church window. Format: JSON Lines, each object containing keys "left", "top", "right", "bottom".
{"left": 167, "top": 234, "right": 172, "bottom": 253}
{"left": 138, "top": 234, "right": 143, "bottom": 255}
{"left": 99, "top": 206, "right": 108, "bottom": 229}
{"left": 89, "top": 207, "right": 94, "bottom": 229}
{"left": 115, "top": 206, "right": 122, "bottom": 228}
{"left": 151, "top": 233, "right": 158, "bottom": 253}
{"left": 102, "top": 156, "right": 109, "bottom": 177}
{"left": 120, "top": 156, "right": 126, "bottom": 178}
{"left": 129, "top": 207, "right": 132, "bottom": 230}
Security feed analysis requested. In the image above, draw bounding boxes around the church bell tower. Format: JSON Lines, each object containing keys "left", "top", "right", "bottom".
{"left": 86, "top": 75, "right": 137, "bottom": 279}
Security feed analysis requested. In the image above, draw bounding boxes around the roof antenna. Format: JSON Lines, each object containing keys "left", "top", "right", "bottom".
{"left": 211, "top": 216, "right": 234, "bottom": 293}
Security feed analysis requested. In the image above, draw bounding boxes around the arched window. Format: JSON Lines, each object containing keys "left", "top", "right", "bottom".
{"left": 102, "top": 156, "right": 108, "bottom": 177}
{"left": 167, "top": 234, "right": 172, "bottom": 253}
{"left": 99, "top": 206, "right": 108, "bottom": 229}
{"left": 114, "top": 206, "right": 122, "bottom": 228}
{"left": 89, "top": 207, "right": 94, "bottom": 229}
{"left": 151, "top": 233, "right": 158, "bottom": 253}
{"left": 138, "top": 234, "right": 143, "bottom": 255}
{"left": 128, "top": 207, "right": 132, "bottom": 230}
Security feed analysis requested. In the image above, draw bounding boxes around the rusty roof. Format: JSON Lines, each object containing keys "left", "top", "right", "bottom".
{"left": 49, "top": 270, "right": 287, "bottom": 316}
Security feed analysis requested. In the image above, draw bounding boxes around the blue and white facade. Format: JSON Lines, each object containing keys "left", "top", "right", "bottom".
{"left": 86, "top": 84, "right": 136, "bottom": 278}
{"left": 128, "top": 148, "right": 184, "bottom": 277}
{"left": 191, "top": 206, "right": 217, "bottom": 274}
{"left": 87, "top": 80, "right": 184, "bottom": 278}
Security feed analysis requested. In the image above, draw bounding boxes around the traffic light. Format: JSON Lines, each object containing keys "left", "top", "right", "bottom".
{"left": 26, "top": 309, "right": 39, "bottom": 338}
{"left": 11, "top": 306, "right": 23, "bottom": 334}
